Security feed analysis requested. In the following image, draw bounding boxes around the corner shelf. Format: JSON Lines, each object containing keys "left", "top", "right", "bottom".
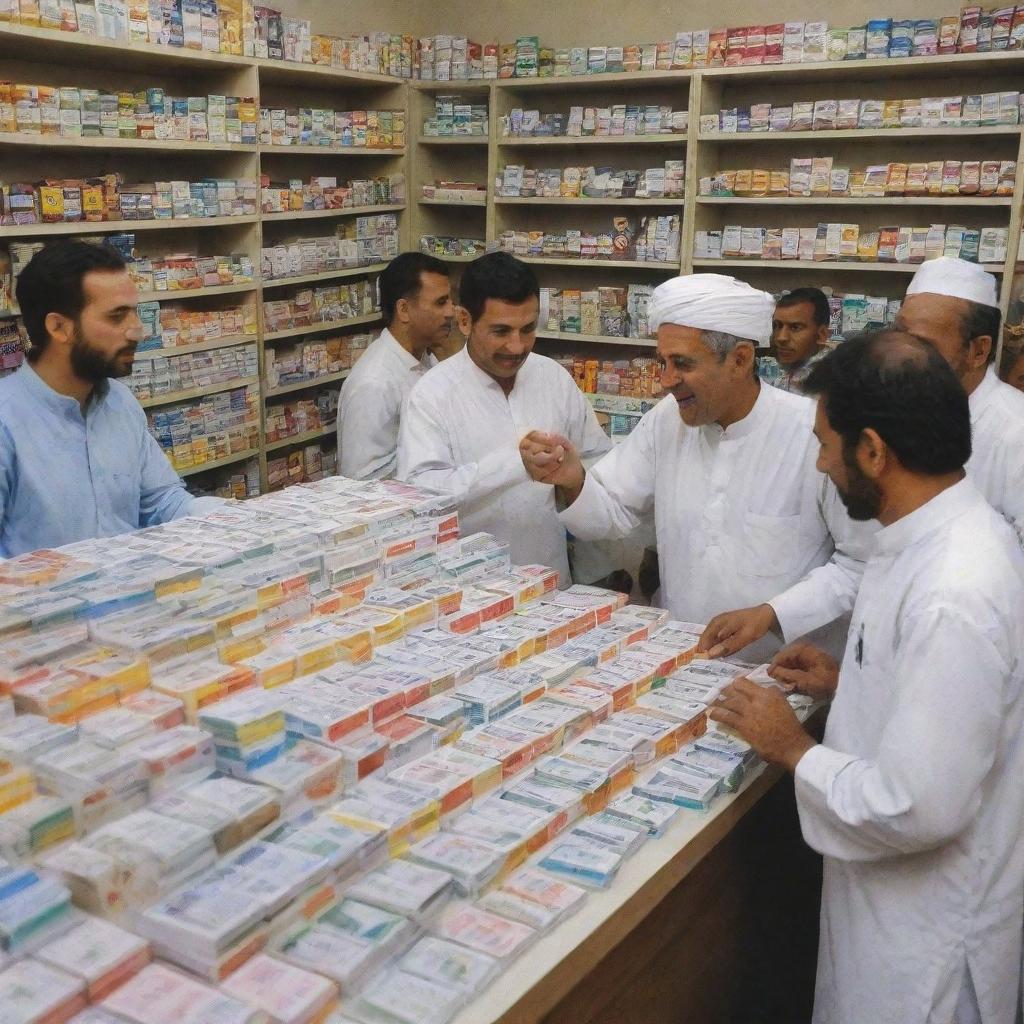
{"left": 263, "top": 370, "right": 351, "bottom": 397}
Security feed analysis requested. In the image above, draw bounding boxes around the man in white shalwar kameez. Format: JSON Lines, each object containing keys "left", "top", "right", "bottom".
{"left": 713, "top": 332, "right": 1024, "bottom": 1024}
{"left": 705, "top": 257, "right": 1024, "bottom": 659}
{"left": 519, "top": 273, "right": 870, "bottom": 662}
{"left": 397, "top": 252, "right": 622, "bottom": 586}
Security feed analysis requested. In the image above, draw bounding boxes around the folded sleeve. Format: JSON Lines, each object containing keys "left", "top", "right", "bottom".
{"left": 559, "top": 408, "right": 657, "bottom": 541}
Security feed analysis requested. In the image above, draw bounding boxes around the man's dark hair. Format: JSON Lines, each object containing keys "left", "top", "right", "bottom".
{"left": 379, "top": 252, "right": 450, "bottom": 326}
{"left": 458, "top": 252, "right": 539, "bottom": 322}
{"left": 776, "top": 286, "right": 831, "bottom": 328}
{"left": 805, "top": 330, "right": 971, "bottom": 475}
{"left": 959, "top": 300, "right": 1001, "bottom": 365}
{"left": 15, "top": 240, "right": 127, "bottom": 360}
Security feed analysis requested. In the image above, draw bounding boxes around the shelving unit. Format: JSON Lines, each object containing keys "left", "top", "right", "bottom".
{"left": 264, "top": 423, "right": 338, "bottom": 453}
{"left": 137, "top": 375, "right": 261, "bottom": 409}
{"left": 4, "top": 21, "right": 1024, "bottom": 493}
{"left": 264, "top": 369, "right": 352, "bottom": 398}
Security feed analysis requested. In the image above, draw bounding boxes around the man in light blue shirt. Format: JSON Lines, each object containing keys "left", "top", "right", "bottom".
{"left": 0, "top": 240, "right": 220, "bottom": 558}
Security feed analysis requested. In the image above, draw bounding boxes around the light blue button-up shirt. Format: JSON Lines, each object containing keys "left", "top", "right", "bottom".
{"left": 0, "top": 361, "right": 216, "bottom": 557}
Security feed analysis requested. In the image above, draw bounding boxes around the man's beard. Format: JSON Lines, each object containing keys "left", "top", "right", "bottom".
{"left": 70, "top": 329, "right": 133, "bottom": 383}
{"left": 836, "top": 445, "right": 882, "bottom": 521}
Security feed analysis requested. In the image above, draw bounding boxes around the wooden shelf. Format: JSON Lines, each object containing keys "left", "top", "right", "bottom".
{"left": 496, "top": 197, "right": 684, "bottom": 206}
{"left": 419, "top": 198, "right": 488, "bottom": 207}
{"left": 264, "top": 423, "right": 337, "bottom": 452}
{"left": 519, "top": 257, "right": 680, "bottom": 270}
{"left": 417, "top": 136, "right": 489, "bottom": 146}
{"left": 138, "top": 375, "right": 260, "bottom": 408}
{"left": 499, "top": 135, "right": 685, "bottom": 147}
{"left": 693, "top": 258, "right": 1006, "bottom": 274}
{"left": 254, "top": 58, "right": 402, "bottom": 88}
{"left": 260, "top": 204, "right": 405, "bottom": 221}
{"left": 537, "top": 330, "right": 656, "bottom": 347}
{"left": 261, "top": 264, "right": 389, "bottom": 289}
{"left": 263, "top": 312, "right": 381, "bottom": 342}
{"left": 411, "top": 81, "right": 494, "bottom": 93}
{"left": 263, "top": 370, "right": 351, "bottom": 397}
{"left": 700, "top": 126, "right": 1023, "bottom": 143}
{"left": 430, "top": 252, "right": 486, "bottom": 262}
{"left": 0, "top": 215, "right": 259, "bottom": 239}
{"left": 696, "top": 195, "right": 1015, "bottom": 206}
{"left": 261, "top": 144, "right": 406, "bottom": 157}
{"left": 133, "top": 335, "right": 257, "bottom": 360}
{"left": 136, "top": 282, "right": 257, "bottom": 302}
{"left": 0, "top": 23, "right": 251, "bottom": 72}
{"left": 178, "top": 448, "right": 260, "bottom": 478}
{"left": 0, "top": 131, "right": 256, "bottom": 153}
{"left": 493, "top": 69, "right": 692, "bottom": 89}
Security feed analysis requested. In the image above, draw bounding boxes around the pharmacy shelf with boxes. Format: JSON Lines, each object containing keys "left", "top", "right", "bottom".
{"left": 3, "top": 10, "right": 1024, "bottom": 485}
{"left": 0, "top": 22, "right": 415, "bottom": 498}
{"left": 0, "top": 479, "right": 811, "bottom": 1024}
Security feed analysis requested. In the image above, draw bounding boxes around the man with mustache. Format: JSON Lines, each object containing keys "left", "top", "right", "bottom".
{"left": 337, "top": 252, "right": 455, "bottom": 480}
{"left": 520, "top": 273, "right": 868, "bottom": 660}
{"left": 397, "top": 251, "right": 617, "bottom": 586}
{"left": 712, "top": 333, "right": 1024, "bottom": 1024}
{"left": 0, "top": 240, "right": 222, "bottom": 557}
{"left": 759, "top": 286, "right": 832, "bottom": 394}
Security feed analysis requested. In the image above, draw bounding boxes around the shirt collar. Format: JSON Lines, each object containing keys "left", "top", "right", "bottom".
{"left": 968, "top": 366, "right": 999, "bottom": 414}
{"left": 378, "top": 328, "right": 427, "bottom": 373}
{"left": 872, "top": 477, "right": 979, "bottom": 556}
{"left": 457, "top": 345, "right": 531, "bottom": 394}
{"left": 700, "top": 380, "right": 774, "bottom": 441}
{"left": 16, "top": 361, "right": 110, "bottom": 419}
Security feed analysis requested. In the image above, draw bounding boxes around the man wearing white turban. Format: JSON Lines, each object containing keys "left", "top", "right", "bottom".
{"left": 700, "top": 257, "right": 1024, "bottom": 663}
{"left": 520, "top": 273, "right": 871, "bottom": 662}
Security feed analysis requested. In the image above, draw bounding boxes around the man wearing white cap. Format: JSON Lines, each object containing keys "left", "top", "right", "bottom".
{"left": 519, "top": 274, "right": 869, "bottom": 662}
{"left": 896, "top": 256, "right": 1024, "bottom": 544}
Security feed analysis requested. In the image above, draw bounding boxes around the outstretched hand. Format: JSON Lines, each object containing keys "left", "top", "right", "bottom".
{"left": 519, "top": 431, "right": 585, "bottom": 494}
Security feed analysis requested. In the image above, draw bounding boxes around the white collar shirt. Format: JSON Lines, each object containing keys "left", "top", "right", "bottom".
{"left": 337, "top": 328, "right": 436, "bottom": 480}
{"left": 559, "top": 383, "right": 870, "bottom": 660}
{"left": 397, "top": 348, "right": 611, "bottom": 585}
{"left": 794, "top": 479, "right": 1024, "bottom": 1024}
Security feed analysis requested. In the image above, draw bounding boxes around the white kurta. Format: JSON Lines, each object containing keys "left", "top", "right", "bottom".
{"left": 795, "top": 480, "right": 1024, "bottom": 1024}
{"left": 397, "top": 347, "right": 612, "bottom": 584}
{"left": 968, "top": 366, "right": 1024, "bottom": 545}
{"left": 336, "top": 329, "right": 436, "bottom": 480}
{"left": 559, "top": 384, "right": 868, "bottom": 660}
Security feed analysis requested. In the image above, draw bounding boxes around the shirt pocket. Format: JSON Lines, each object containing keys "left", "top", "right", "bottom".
{"left": 739, "top": 511, "right": 805, "bottom": 579}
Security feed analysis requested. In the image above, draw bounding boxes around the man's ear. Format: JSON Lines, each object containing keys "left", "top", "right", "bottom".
{"left": 44, "top": 311, "right": 74, "bottom": 349}
{"left": 455, "top": 305, "right": 472, "bottom": 337}
{"left": 394, "top": 296, "right": 411, "bottom": 325}
{"left": 968, "top": 333, "right": 993, "bottom": 369}
{"left": 732, "top": 340, "right": 756, "bottom": 378}
{"left": 856, "top": 427, "right": 887, "bottom": 480}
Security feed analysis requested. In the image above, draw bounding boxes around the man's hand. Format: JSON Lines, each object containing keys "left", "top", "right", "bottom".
{"left": 519, "top": 431, "right": 585, "bottom": 500}
{"left": 768, "top": 642, "right": 840, "bottom": 701}
{"left": 698, "top": 604, "right": 779, "bottom": 659}
{"left": 708, "top": 676, "right": 816, "bottom": 773}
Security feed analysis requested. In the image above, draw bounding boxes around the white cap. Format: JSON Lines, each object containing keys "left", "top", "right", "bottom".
{"left": 905, "top": 256, "right": 998, "bottom": 308}
{"left": 649, "top": 274, "right": 775, "bottom": 347}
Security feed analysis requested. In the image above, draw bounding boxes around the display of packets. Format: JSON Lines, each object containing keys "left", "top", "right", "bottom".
{"left": 0, "top": 175, "right": 259, "bottom": 227}
{"left": 702, "top": 159, "right": 1017, "bottom": 199}
{"left": 705, "top": 90, "right": 1024, "bottom": 134}
{"left": 494, "top": 215, "right": 681, "bottom": 264}
{"left": 126, "top": 343, "right": 258, "bottom": 403}
{"left": 353, "top": 965, "right": 466, "bottom": 1024}
{"left": 0, "top": 469, "right": 809, "bottom": 1023}
{"left": 261, "top": 217, "right": 399, "bottom": 281}
{"left": 261, "top": 173, "right": 405, "bottom": 213}
{"left": 35, "top": 915, "right": 151, "bottom": 1001}
{"left": 345, "top": 859, "right": 454, "bottom": 922}
{"left": 502, "top": 105, "right": 687, "bottom": 138}
{"left": 541, "top": 284, "right": 656, "bottom": 341}
{"left": 419, "top": 236, "right": 487, "bottom": 259}
{"left": 0, "top": 871, "right": 72, "bottom": 952}
{"left": 422, "top": 94, "right": 489, "bottom": 136}
{"left": 696, "top": 223, "right": 1010, "bottom": 266}
{"left": 432, "top": 902, "right": 537, "bottom": 960}
{"left": 220, "top": 953, "right": 338, "bottom": 1024}
{"left": 100, "top": 962, "right": 261, "bottom": 1024}
{"left": 0, "top": 957, "right": 87, "bottom": 1023}
{"left": 258, "top": 107, "right": 407, "bottom": 149}
{"left": 496, "top": 161, "right": 685, "bottom": 199}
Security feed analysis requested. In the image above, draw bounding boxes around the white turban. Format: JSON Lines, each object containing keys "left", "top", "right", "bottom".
{"left": 649, "top": 274, "right": 775, "bottom": 348}
{"left": 906, "top": 257, "right": 998, "bottom": 308}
